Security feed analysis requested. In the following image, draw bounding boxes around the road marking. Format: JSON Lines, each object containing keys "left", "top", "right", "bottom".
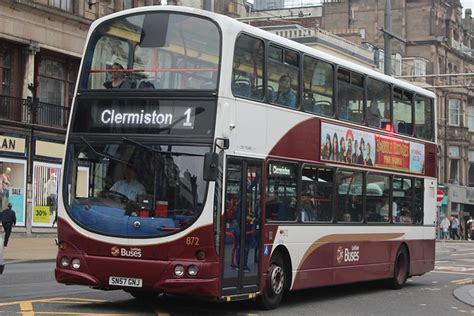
{"left": 19, "top": 301, "right": 34, "bottom": 316}
{"left": 451, "top": 278, "right": 473, "bottom": 285}
{"left": 431, "top": 271, "right": 474, "bottom": 276}
{"left": 0, "top": 297, "right": 143, "bottom": 316}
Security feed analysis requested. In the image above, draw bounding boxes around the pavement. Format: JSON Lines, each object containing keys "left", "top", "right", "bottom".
{"left": 1, "top": 234, "right": 473, "bottom": 306}
{"left": 2, "top": 233, "right": 58, "bottom": 263}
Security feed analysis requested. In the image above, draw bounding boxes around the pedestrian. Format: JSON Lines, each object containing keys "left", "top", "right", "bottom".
{"left": 1, "top": 203, "right": 16, "bottom": 247}
{"left": 451, "top": 215, "right": 459, "bottom": 240}
{"left": 468, "top": 216, "right": 474, "bottom": 241}
{"left": 440, "top": 214, "right": 450, "bottom": 240}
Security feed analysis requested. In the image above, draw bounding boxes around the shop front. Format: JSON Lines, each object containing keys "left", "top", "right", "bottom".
{"left": 0, "top": 135, "right": 27, "bottom": 227}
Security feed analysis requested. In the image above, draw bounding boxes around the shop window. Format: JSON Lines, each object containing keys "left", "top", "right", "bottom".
{"left": 33, "top": 163, "right": 61, "bottom": 227}
{"left": 0, "top": 160, "right": 26, "bottom": 226}
{"left": 266, "top": 161, "right": 297, "bottom": 221}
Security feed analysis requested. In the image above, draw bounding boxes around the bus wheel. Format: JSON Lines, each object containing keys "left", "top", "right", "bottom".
{"left": 126, "top": 290, "right": 157, "bottom": 300}
{"left": 388, "top": 246, "right": 409, "bottom": 289}
{"left": 257, "top": 252, "right": 286, "bottom": 310}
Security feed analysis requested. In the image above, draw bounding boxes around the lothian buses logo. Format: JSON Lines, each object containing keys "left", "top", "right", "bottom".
{"left": 336, "top": 245, "right": 360, "bottom": 264}
{"left": 336, "top": 246, "right": 344, "bottom": 264}
{"left": 111, "top": 246, "right": 120, "bottom": 256}
{"left": 110, "top": 246, "right": 142, "bottom": 258}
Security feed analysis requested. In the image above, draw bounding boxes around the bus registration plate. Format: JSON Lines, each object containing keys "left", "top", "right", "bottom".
{"left": 109, "top": 276, "right": 142, "bottom": 288}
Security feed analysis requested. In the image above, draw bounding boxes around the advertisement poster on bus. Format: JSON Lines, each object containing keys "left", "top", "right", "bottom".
{"left": 320, "top": 122, "right": 425, "bottom": 174}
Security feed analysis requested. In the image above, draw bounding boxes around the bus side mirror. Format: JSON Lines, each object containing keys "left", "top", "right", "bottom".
{"left": 203, "top": 152, "right": 218, "bottom": 181}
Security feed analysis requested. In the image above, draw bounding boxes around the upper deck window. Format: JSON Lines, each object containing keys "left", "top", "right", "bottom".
{"left": 366, "top": 78, "right": 390, "bottom": 129}
{"left": 415, "top": 96, "right": 434, "bottom": 141}
{"left": 82, "top": 12, "right": 221, "bottom": 91}
{"left": 232, "top": 35, "right": 264, "bottom": 100}
{"left": 268, "top": 45, "right": 299, "bottom": 109}
{"left": 337, "top": 68, "right": 364, "bottom": 124}
{"left": 393, "top": 88, "right": 413, "bottom": 136}
{"left": 303, "top": 56, "right": 333, "bottom": 116}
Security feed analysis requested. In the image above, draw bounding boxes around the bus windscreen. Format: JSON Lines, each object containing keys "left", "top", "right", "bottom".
{"left": 81, "top": 12, "right": 221, "bottom": 91}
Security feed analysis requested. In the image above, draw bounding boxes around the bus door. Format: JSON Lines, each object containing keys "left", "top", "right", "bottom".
{"left": 221, "top": 159, "right": 262, "bottom": 296}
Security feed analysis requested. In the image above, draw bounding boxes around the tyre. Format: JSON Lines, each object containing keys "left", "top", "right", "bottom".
{"left": 388, "top": 246, "right": 409, "bottom": 289}
{"left": 257, "top": 252, "right": 286, "bottom": 310}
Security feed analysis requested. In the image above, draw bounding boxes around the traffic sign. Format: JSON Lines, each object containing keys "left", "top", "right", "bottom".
{"left": 436, "top": 189, "right": 445, "bottom": 203}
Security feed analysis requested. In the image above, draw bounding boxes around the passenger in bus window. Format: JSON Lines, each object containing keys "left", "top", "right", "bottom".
{"left": 367, "top": 101, "right": 382, "bottom": 127}
{"left": 399, "top": 207, "right": 412, "bottom": 224}
{"left": 103, "top": 62, "right": 135, "bottom": 89}
{"left": 342, "top": 212, "right": 351, "bottom": 222}
{"left": 300, "top": 200, "right": 315, "bottom": 222}
{"left": 274, "top": 75, "right": 296, "bottom": 108}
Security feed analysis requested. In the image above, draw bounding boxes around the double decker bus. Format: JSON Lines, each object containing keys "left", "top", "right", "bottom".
{"left": 56, "top": 6, "right": 437, "bottom": 309}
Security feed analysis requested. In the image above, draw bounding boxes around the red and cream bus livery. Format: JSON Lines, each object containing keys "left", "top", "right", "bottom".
{"left": 55, "top": 6, "right": 436, "bottom": 309}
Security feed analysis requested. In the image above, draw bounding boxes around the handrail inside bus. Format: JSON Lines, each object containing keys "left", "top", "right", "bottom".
{"left": 88, "top": 68, "right": 218, "bottom": 73}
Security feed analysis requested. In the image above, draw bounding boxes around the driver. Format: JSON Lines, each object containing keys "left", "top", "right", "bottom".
{"left": 109, "top": 165, "right": 146, "bottom": 201}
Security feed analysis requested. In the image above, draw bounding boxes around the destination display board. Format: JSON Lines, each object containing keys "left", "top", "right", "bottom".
{"left": 320, "top": 122, "right": 425, "bottom": 174}
{"left": 71, "top": 97, "right": 216, "bottom": 136}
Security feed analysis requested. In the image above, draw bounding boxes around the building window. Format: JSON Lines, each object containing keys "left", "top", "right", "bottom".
{"left": 414, "top": 59, "right": 426, "bottom": 76}
{"left": 469, "top": 150, "right": 474, "bottom": 187}
{"left": 39, "top": 59, "right": 66, "bottom": 106}
{"left": 448, "top": 146, "right": 460, "bottom": 184}
{"left": 448, "top": 99, "right": 461, "bottom": 126}
{"left": 49, "top": 0, "right": 73, "bottom": 12}
{"left": 467, "top": 104, "right": 474, "bottom": 132}
{"left": 123, "top": 0, "right": 133, "bottom": 9}
{"left": 0, "top": 49, "right": 11, "bottom": 96}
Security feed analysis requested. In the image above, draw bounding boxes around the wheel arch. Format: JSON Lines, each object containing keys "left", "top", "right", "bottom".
{"left": 398, "top": 242, "right": 411, "bottom": 276}
{"left": 272, "top": 245, "right": 293, "bottom": 292}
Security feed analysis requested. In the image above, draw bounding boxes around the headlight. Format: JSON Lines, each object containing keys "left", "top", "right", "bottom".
{"left": 187, "top": 265, "right": 199, "bottom": 277}
{"left": 71, "top": 258, "right": 81, "bottom": 270}
{"left": 60, "top": 256, "right": 69, "bottom": 268}
{"left": 174, "top": 265, "right": 185, "bottom": 277}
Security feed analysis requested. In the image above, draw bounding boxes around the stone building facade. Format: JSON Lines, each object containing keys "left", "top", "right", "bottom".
{"left": 322, "top": 0, "right": 474, "bottom": 226}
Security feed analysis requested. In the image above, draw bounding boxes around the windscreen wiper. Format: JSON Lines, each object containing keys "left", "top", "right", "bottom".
{"left": 122, "top": 137, "right": 203, "bottom": 157}
{"left": 79, "top": 136, "right": 128, "bottom": 165}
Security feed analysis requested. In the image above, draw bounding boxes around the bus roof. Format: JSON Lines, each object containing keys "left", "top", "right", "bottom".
{"left": 89, "top": 5, "right": 436, "bottom": 100}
